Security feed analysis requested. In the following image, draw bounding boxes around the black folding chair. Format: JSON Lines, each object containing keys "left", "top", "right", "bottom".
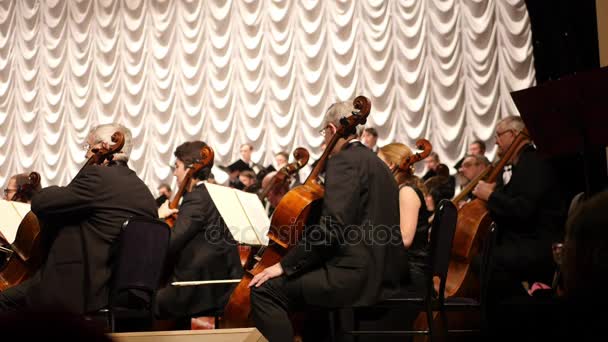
{"left": 103, "top": 216, "right": 170, "bottom": 332}
{"left": 333, "top": 200, "right": 497, "bottom": 341}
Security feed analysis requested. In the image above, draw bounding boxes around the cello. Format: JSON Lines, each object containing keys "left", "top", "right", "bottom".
{"left": 257, "top": 147, "right": 310, "bottom": 202}
{"left": 412, "top": 129, "right": 532, "bottom": 339}
{"left": 0, "top": 131, "right": 126, "bottom": 291}
{"left": 0, "top": 172, "right": 43, "bottom": 290}
{"left": 445, "top": 128, "right": 531, "bottom": 299}
{"left": 240, "top": 147, "right": 310, "bottom": 269}
{"left": 190, "top": 147, "right": 310, "bottom": 331}
{"left": 220, "top": 96, "right": 371, "bottom": 328}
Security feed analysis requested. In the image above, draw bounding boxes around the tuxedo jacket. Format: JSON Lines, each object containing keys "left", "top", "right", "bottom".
{"left": 487, "top": 144, "right": 566, "bottom": 277}
{"left": 280, "top": 142, "right": 408, "bottom": 307}
{"left": 155, "top": 183, "right": 243, "bottom": 318}
{"left": 29, "top": 164, "right": 157, "bottom": 313}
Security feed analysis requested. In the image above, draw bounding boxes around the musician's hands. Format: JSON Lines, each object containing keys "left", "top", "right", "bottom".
{"left": 158, "top": 200, "right": 178, "bottom": 219}
{"left": 248, "top": 262, "right": 284, "bottom": 288}
{"left": 473, "top": 181, "right": 496, "bottom": 201}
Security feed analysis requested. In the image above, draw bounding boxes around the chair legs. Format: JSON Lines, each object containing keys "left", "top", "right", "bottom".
{"left": 426, "top": 305, "right": 435, "bottom": 342}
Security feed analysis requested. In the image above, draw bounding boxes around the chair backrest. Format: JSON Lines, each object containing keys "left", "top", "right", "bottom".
{"left": 110, "top": 216, "right": 170, "bottom": 309}
{"left": 426, "top": 199, "right": 458, "bottom": 303}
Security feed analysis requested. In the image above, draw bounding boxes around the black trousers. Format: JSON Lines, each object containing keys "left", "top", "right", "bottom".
{"left": 250, "top": 275, "right": 304, "bottom": 342}
{"left": 251, "top": 275, "right": 339, "bottom": 342}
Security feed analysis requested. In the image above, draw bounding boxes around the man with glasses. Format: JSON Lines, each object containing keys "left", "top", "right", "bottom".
{"left": 472, "top": 116, "right": 566, "bottom": 330}
{"left": 456, "top": 154, "right": 491, "bottom": 207}
{"left": 0, "top": 123, "right": 158, "bottom": 314}
{"left": 3, "top": 172, "right": 42, "bottom": 203}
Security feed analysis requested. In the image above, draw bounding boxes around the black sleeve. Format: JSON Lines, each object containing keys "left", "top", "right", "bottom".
{"left": 31, "top": 165, "right": 102, "bottom": 219}
{"left": 487, "top": 152, "right": 548, "bottom": 221}
{"left": 281, "top": 153, "right": 360, "bottom": 277}
{"left": 168, "top": 192, "right": 204, "bottom": 256}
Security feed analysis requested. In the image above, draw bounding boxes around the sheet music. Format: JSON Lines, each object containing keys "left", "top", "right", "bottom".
{"left": 235, "top": 191, "right": 270, "bottom": 246}
{"left": 0, "top": 200, "right": 31, "bottom": 244}
{"left": 205, "top": 183, "right": 270, "bottom": 246}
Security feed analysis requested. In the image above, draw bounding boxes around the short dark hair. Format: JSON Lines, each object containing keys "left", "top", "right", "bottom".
{"left": 364, "top": 127, "right": 378, "bottom": 137}
{"left": 275, "top": 151, "right": 289, "bottom": 160}
{"left": 435, "top": 164, "right": 450, "bottom": 178}
{"left": 157, "top": 183, "right": 172, "bottom": 192}
{"left": 471, "top": 139, "right": 486, "bottom": 153}
{"left": 240, "top": 170, "right": 256, "bottom": 180}
{"left": 428, "top": 151, "right": 440, "bottom": 162}
{"left": 174, "top": 141, "right": 211, "bottom": 180}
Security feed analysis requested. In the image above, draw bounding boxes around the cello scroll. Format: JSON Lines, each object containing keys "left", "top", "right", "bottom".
{"left": 397, "top": 139, "right": 432, "bottom": 175}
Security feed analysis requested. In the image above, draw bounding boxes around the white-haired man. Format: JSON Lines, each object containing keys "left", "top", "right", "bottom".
{"left": 248, "top": 100, "right": 407, "bottom": 341}
{"left": 473, "top": 116, "right": 565, "bottom": 314}
{"left": 0, "top": 123, "right": 158, "bottom": 314}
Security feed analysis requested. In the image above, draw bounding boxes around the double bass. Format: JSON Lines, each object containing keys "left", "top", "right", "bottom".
{"left": 221, "top": 96, "right": 371, "bottom": 328}
{"left": 0, "top": 131, "right": 126, "bottom": 291}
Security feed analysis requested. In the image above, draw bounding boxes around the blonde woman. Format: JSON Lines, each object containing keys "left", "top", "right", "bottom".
{"left": 378, "top": 143, "right": 432, "bottom": 292}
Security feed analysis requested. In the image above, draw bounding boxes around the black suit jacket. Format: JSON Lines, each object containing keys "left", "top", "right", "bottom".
{"left": 29, "top": 164, "right": 157, "bottom": 313}
{"left": 280, "top": 143, "right": 408, "bottom": 307}
{"left": 155, "top": 183, "right": 243, "bottom": 318}
{"left": 487, "top": 144, "right": 565, "bottom": 277}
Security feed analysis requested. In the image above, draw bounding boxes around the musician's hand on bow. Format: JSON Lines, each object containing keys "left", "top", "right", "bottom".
{"left": 249, "top": 262, "right": 284, "bottom": 288}
{"left": 158, "top": 200, "right": 179, "bottom": 219}
{"left": 473, "top": 181, "right": 496, "bottom": 201}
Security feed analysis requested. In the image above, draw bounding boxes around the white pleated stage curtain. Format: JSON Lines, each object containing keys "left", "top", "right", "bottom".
{"left": 0, "top": 0, "right": 535, "bottom": 192}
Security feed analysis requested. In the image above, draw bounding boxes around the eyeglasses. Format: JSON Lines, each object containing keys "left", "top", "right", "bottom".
{"left": 3, "top": 188, "right": 17, "bottom": 196}
{"left": 495, "top": 129, "right": 513, "bottom": 139}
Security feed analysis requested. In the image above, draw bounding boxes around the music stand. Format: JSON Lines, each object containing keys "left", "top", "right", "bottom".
{"left": 510, "top": 66, "right": 608, "bottom": 196}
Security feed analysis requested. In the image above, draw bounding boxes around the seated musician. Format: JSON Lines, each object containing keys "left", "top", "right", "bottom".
{"left": 259, "top": 171, "right": 290, "bottom": 216}
{"left": 1, "top": 172, "right": 43, "bottom": 269}
{"left": 248, "top": 100, "right": 408, "bottom": 342}
{"left": 456, "top": 154, "right": 490, "bottom": 207}
{"left": 423, "top": 174, "right": 454, "bottom": 212}
{"left": 3, "top": 172, "right": 42, "bottom": 203}
{"left": 239, "top": 170, "right": 259, "bottom": 193}
{"left": 0, "top": 123, "right": 158, "bottom": 314}
{"left": 377, "top": 143, "right": 432, "bottom": 293}
{"left": 472, "top": 116, "right": 565, "bottom": 304}
{"left": 155, "top": 141, "right": 243, "bottom": 321}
